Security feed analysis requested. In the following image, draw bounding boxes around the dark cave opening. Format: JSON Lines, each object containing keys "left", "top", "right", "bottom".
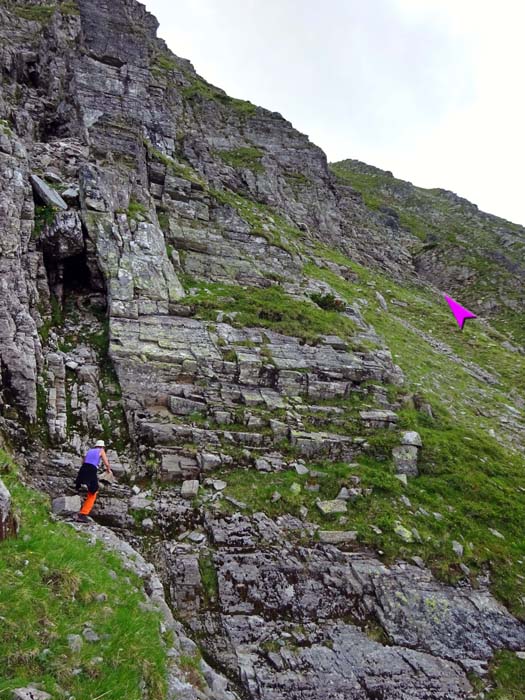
{"left": 62, "top": 252, "right": 92, "bottom": 292}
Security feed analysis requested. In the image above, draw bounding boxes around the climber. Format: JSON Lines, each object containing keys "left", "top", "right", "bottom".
{"left": 74, "top": 439, "right": 112, "bottom": 523}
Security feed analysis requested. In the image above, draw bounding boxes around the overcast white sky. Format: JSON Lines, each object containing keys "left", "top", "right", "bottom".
{"left": 145, "top": 0, "right": 525, "bottom": 226}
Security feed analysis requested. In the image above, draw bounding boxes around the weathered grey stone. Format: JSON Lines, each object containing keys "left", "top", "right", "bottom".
{"left": 319, "top": 530, "right": 358, "bottom": 544}
{"left": 452, "top": 540, "right": 464, "bottom": 557}
{"left": 11, "top": 689, "right": 52, "bottom": 700}
{"left": 67, "top": 634, "right": 83, "bottom": 653}
{"left": 169, "top": 396, "right": 207, "bottom": 416}
{"left": 82, "top": 627, "right": 100, "bottom": 642}
{"left": 0, "top": 478, "right": 15, "bottom": 540}
{"left": 359, "top": 409, "right": 398, "bottom": 428}
{"left": 181, "top": 480, "right": 200, "bottom": 499}
{"left": 40, "top": 211, "right": 84, "bottom": 258}
{"left": 52, "top": 495, "right": 81, "bottom": 515}
{"left": 30, "top": 174, "right": 67, "bottom": 210}
{"left": 294, "top": 463, "right": 309, "bottom": 475}
{"left": 316, "top": 499, "right": 347, "bottom": 515}
{"left": 0, "top": 4, "right": 523, "bottom": 700}
{"left": 395, "top": 473, "right": 408, "bottom": 486}
{"left": 401, "top": 430, "right": 423, "bottom": 447}
{"left": 392, "top": 444, "right": 419, "bottom": 476}
{"left": 394, "top": 523, "right": 413, "bottom": 542}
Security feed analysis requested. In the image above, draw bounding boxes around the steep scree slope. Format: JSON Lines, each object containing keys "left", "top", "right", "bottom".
{"left": 0, "top": 0, "right": 524, "bottom": 698}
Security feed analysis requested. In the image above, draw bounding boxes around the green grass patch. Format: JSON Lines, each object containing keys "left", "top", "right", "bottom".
{"left": 12, "top": 3, "right": 55, "bottom": 22}
{"left": 184, "top": 278, "right": 356, "bottom": 344}
{"left": 151, "top": 52, "right": 178, "bottom": 75}
{"left": 33, "top": 204, "right": 57, "bottom": 238}
{"left": 211, "top": 188, "right": 302, "bottom": 253}
{"left": 0, "top": 118, "right": 13, "bottom": 135}
{"left": 284, "top": 171, "right": 311, "bottom": 188}
{"left": 485, "top": 651, "right": 525, "bottom": 699}
{"left": 144, "top": 140, "right": 205, "bottom": 186}
{"left": 329, "top": 158, "right": 525, "bottom": 344}
{"left": 301, "top": 249, "right": 525, "bottom": 616}
{"left": 127, "top": 198, "right": 149, "bottom": 221}
{"left": 60, "top": 0, "right": 79, "bottom": 15}
{"left": 0, "top": 450, "right": 167, "bottom": 699}
{"left": 216, "top": 146, "right": 264, "bottom": 173}
{"left": 182, "top": 77, "right": 257, "bottom": 115}
{"left": 198, "top": 553, "right": 219, "bottom": 605}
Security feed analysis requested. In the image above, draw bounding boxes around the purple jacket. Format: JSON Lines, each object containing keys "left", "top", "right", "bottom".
{"left": 84, "top": 447, "right": 103, "bottom": 467}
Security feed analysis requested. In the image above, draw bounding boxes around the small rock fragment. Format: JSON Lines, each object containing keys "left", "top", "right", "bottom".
{"left": 452, "top": 540, "right": 464, "bottom": 557}
{"left": 394, "top": 524, "right": 413, "bottom": 543}
{"left": 67, "top": 634, "right": 83, "bottom": 653}
{"left": 488, "top": 528, "right": 505, "bottom": 539}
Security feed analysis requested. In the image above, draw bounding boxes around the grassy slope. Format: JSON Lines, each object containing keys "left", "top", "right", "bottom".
{"left": 201, "top": 244, "right": 525, "bottom": 625}
{"left": 0, "top": 450, "right": 168, "bottom": 698}
{"left": 330, "top": 159, "right": 525, "bottom": 344}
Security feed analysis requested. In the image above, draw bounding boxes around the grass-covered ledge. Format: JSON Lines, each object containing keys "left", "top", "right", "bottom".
{"left": 0, "top": 450, "right": 168, "bottom": 699}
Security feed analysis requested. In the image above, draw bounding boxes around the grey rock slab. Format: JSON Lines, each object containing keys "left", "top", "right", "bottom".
{"left": 319, "top": 530, "right": 358, "bottom": 544}
{"left": 359, "top": 410, "right": 398, "bottom": 425}
{"left": 11, "top": 690, "right": 52, "bottom": 700}
{"left": 316, "top": 499, "right": 347, "bottom": 515}
{"left": 30, "top": 174, "right": 68, "bottom": 210}
{"left": 294, "top": 463, "right": 309, "bottom": 475}
{"left": 394, "top": 524, "right": 413, "bottom": 542}
{"left": 401, "top": 430, "right": 423, "bottom": 447}
{"left": 142, "top": 518, "right": 154, "bottom": 531}
{"left": 452, "top": 540, "right": 464, "bottom": 557}
{"left": 52, "top": 495, "right": 81, "bottom": 515}
{"left": 82, "top": 627, "right": 100, "bottom": 642}
{"left": 392, "top": 444, "right": 419, "bottom": 477}
{"left": 181, "top": 480, "right": 200, "bottom": 499}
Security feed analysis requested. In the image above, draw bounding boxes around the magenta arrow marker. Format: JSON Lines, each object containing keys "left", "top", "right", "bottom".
{"left": 443, "top": 294, "right": 477, "bottom": 330}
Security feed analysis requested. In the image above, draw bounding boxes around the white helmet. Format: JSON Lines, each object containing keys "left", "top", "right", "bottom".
{"left": 95, "top": 440, "right": 105, "bottom": 448}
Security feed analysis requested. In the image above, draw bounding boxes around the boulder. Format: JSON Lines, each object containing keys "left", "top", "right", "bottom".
{"left": 394, "top": 523, "right": 413, "bottom": 543}
{"left": 40, "top": 211, "right": 84, "bottom": 258}
{"left": 181, "top": 480, "right": 200, "bottom": 499}
{"left": 169, "top": 396, "right": 206, "bottom": 416}
{"left": 316, "top": 500, "right": 347, "bottom": 515}
{"left": 11, "top": 689, "right": 52, "bottom": 700}
{"left": 30, "top": 174, "right": 68, "bottom": 210}
{"left": 401, "top": 431, "right": 423, "bottom": 447}
{"left": 392, "top": 444, "right": 419, "bottom": 477}
{"left": 52, "top": 495, "right": 81, "bottom": 515}
{"left": 359, "top": 410, "right": 398, "bottom": 428}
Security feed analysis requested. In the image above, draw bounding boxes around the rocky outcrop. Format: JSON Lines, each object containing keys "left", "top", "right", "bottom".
{"left": 0, "top": 477, "right": 17, "bottom": 540}
{"left": 152, "top": 512, "right": 525, "bottom": 699}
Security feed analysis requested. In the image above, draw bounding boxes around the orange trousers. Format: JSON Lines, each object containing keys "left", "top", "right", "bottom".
{"left": 79, "top": 491, "right": 98, "bottom": 515}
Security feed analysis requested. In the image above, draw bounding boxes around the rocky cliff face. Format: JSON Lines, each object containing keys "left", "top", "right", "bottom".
{"left": 1, "top": 1, "right": 525, "bottom": 698}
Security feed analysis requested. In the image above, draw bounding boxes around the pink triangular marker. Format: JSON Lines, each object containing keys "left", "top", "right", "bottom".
{"left": 443, "top": 294, "right": 477, "bottom": 330}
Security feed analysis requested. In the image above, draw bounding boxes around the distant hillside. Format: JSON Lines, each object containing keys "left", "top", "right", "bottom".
{"left": 331, "top": 159, "right": 525, "bottom": 345}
